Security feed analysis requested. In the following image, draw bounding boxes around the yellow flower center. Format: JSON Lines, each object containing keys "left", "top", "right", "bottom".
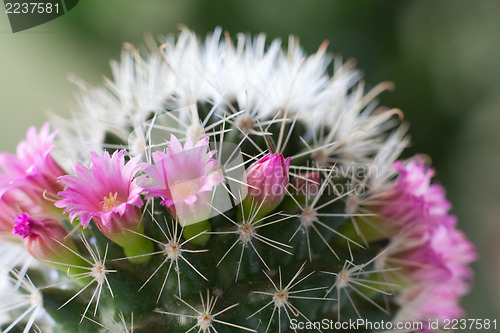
{"left": 102, "top": 192, "right": 121, "bottom": 211}
{"left": 170, "top": 179, "right": 201, "bottom": 201}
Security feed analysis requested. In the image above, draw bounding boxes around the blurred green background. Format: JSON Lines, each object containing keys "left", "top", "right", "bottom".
{"left": 1, "top": 0, "right": 498, "bottom": 323}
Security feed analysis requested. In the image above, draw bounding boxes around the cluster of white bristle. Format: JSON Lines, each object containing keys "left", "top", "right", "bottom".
{"left": 49, "top": 27, "right": 405, "bottom": 174}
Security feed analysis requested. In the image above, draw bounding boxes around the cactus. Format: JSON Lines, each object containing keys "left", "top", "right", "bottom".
{"left": 0, "top": 28, "right": 476, "bottom": 333}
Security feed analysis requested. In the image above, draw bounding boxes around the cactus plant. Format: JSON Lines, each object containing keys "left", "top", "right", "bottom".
{"left": 0, "top": 28, "right": 476, "bottom": 333}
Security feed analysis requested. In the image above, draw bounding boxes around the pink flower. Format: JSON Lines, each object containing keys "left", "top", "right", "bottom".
{"left": 395, "top": 284, "right": 466, "bottom": 331}
{"left": 373, "top": 156, "right": 477, "bottom": 303}
{"left": 12, "top": 213, "right": 79, "bottom": 264}
{"left": 141, "top": 135, "right": 224, "bottom": 226}
{"left": 383, "top": 224, "right": 475, "bottom": 332}
{"left": 55, "top": 150, "right": 143, "bottom": 237}
{"left": 394, "top": 226, "right": 450, "bottom": 284}
{"left": 388, "top": 224, "right": 476, "bottom": 291}
{"left": 427, "top": 225, "right": 477, "bottom": 293}
{"left": 377, "top": 157, "right": 456, "bottom": 232}
{"left": 244, "top": 153, "right": 291, "bottom": 209}
{"left": 0, "top": 123, "right": 66, "bottom": 211}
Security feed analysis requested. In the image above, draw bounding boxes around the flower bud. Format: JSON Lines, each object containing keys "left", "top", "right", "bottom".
{"left": 12, "top": 213, "right": 85, "bottom": 269}
{"left": 243, "top": 153, "right": 291, "bottom": 218}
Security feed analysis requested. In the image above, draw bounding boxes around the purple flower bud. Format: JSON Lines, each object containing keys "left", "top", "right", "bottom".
{"left": 244, "top": 153, "right": 291, "bottom": 213}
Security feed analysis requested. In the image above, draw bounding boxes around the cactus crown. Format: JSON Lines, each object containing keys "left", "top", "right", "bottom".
{"left": 0, "top": 28, "right": 475, "bottom": 333}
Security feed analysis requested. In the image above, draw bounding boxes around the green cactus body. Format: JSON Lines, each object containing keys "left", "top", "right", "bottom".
{"left": 0, "top": 28, "right": 476, "bottom": 333}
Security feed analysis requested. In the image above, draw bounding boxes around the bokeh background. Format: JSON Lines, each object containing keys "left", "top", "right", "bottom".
{"left": 1, "top": 0, "right": 498, "bottom": 323}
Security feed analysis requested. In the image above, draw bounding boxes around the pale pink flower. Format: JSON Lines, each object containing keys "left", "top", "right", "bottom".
{"left": 395, "top": 284, "right": 466, "bottom": 332}
{"left": 372, "top": 156, "right": 476, "bottom": 298}
{"left": 396, "top": 226, "right": 453, "bottom": 284}
{"left": 141, "top": 135, "right": 224, "bottom": 226}
{"left": 388, "top": 223, "right": 476, "bottom": 290}
{"left": 426, "top": 225, "right": 477, "bottom": 292}
{"left": 383, "top": 223, "right": 476, "bottom": 333}
{"left": 377, "top": 157, "right": 457, "bottom": 232}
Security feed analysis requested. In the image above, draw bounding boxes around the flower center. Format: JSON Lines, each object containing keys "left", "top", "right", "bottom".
{"left": 12, "top": 213, "right": 34, "bottom": 239}
{"left": 102, "top": 192, "right": 121, "bottom": 211}
{"left": 170, "top": 179, "right": 201, "bottom": 201}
